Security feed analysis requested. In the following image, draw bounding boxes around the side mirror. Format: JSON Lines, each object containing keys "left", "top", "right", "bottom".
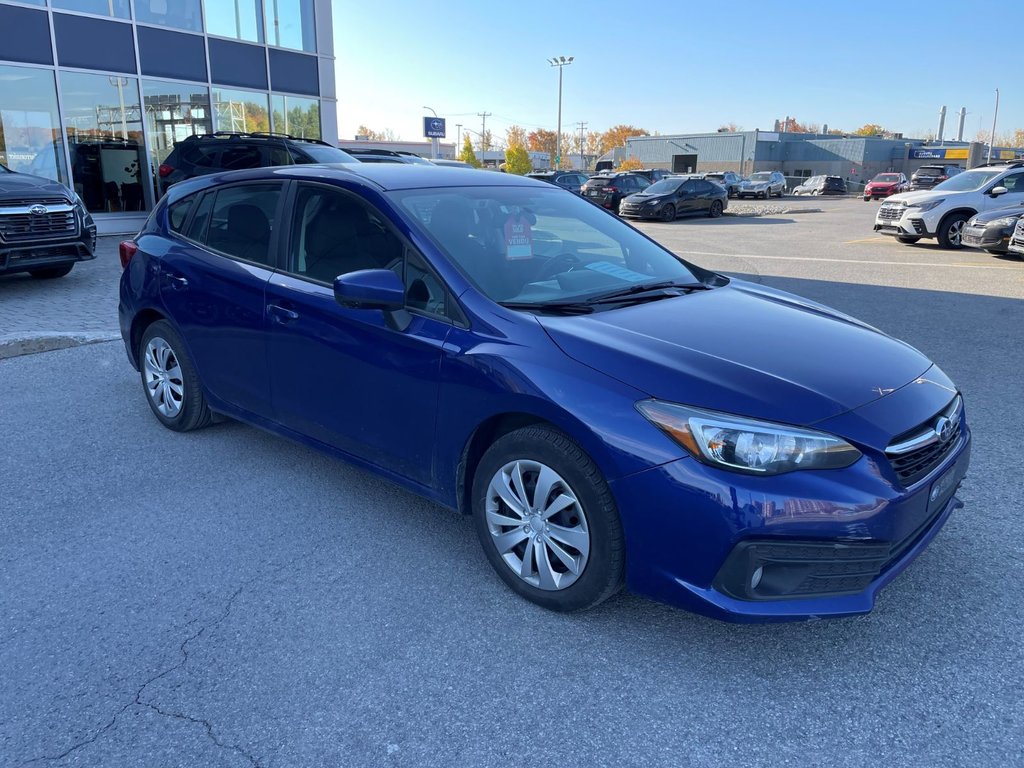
{"left": 989, "top": 186, "right": 1008, "bottom": 197}
{"left": 334, "top": 268, "right": 405, "bottom": 311}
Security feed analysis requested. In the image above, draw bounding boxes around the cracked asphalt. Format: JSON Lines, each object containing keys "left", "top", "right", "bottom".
{"left": 1, "top": 199, "right": 1023, "bottom": 766}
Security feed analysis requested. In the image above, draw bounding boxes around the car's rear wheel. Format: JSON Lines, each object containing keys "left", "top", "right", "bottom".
{"left": 896, "top": 236, "right": 921, "bottom": 244}
{"left": 660, "top": 204, "right": 676, "bottom": 222}
{"left": 863, "top": 197, "right": 871, "bottom": 202}
{"left": 29, "top": 264, "right": 74, "bottom": 279}
{"left": 472, "top": 425, "right": 624, "bottom": 612}
{"left": 937, "top": 213, "right": 969, "bottom": 249}
{"left": 139, "top": 320, "right": 212, "bottom": 432}
{"left": 709, "top": 200, "right": 723, "bottom": 218}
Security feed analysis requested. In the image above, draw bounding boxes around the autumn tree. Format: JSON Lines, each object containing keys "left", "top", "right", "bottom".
{"left": 458, "top": 134, "right": 480, "bottom": 167}
{"left": 854, "top": 124, "right": 886, "bottom": 136}
{"left": 506, "top": 125, "right": 527, "bottom": 149}
{"left": 504, "top": 143, "right": 532, "bottom": 175}
{"left": 355, "top": 125, "right": 399, "bottom": 141}
{"left": 599, "top": 125, "right": 649, "bottom": 155}
{"left": 617, "top": 156, "right": 643, "bottom": 171}
{"left": 527, "top": 128, "right": 558, "bottom": 162}
{"left": 718, "top": 122, "right": 740, "bottom": 132}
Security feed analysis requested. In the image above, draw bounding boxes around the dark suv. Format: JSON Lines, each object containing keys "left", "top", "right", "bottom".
{"left": 0, "top": 163, "right": 97, "bottom": 279}
{"left": 525, "top": 170, "right": 589, "bottom": 193}
{"left": 909, "top": 164, "right": 962, "bottom": 190}
{"left": 157, "top": 133, "right": 356, "bottom": 195}
{"left": 581, "top": 172, "right": 651, "bottom": 212}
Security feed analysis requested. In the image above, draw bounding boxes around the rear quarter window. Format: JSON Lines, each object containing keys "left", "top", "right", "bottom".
{"left": 167, "top": 195, "right": 195, "bottom": 233}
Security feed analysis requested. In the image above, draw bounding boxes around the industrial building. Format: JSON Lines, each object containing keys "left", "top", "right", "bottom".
{"left": 0, "top": 0, "right": 336, "bottom": 233}
{"left": 609, "top": 131, "right": 1023, "bottom": 184}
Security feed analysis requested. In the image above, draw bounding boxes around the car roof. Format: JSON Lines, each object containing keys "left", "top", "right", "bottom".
{"left": 164, "top": 163, "right": 547, "bottom": 202}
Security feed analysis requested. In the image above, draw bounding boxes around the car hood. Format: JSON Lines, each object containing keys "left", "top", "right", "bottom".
{"left": 0, "top": 171, "right": 73, "bottom": 200}
{"left": 742, "top": 179, "right": 770, "bottom": 186}
{"left": 883, "top": 189, "right": 962, "bottom": 206}
{"left": 866, "top": 181, "right": 896, "bottom": 187}
{"left": 624, "top": 193, "right": 666, "bottom": 203}
{"left": 538, "top": 280, "right": 932, "bottom": 426}
{"left": 970, "top": 204, "right": 1024, "bottom": 224}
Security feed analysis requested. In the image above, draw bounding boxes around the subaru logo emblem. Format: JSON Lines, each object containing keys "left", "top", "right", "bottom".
{"left": 29, "top": 204, "right": 48, "bottom": 216}
{"left": 431, "top": 119, "right": 443, "bottom": 130}
{"left": 934, "top": 416, "right": 954, "bottom": 443}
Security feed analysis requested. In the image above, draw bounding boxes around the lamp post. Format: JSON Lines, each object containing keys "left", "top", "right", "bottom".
{"left": 987, "top": 89, "right": 1000, "bottom": 164}
{"left": 422, "top": 105, "right": 439, "bottom": 159}
{"left": 548, "top": 55, "right": 573, "bottom": 169}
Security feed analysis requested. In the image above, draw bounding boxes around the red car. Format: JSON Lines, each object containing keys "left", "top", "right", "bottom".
{"left": 863, "top": 173, "right": 908, "bottom": 201}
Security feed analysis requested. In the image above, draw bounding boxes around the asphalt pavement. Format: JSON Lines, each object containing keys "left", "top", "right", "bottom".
{"left": 1, "top": 199, "right": 1023, "bottom": 767}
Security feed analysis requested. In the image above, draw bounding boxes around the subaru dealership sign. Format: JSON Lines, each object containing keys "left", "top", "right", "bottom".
{"left": 424, "top": 117, "right": 446, "bottom": 138}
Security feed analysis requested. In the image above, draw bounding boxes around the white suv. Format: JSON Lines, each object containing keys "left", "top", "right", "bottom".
{"left": 874, "top": 161, "right": 1024, "bottom": 248}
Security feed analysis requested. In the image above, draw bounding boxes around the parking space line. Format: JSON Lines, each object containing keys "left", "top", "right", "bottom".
{"left": 844, "top": 237, "right": 890, "bottom": 244}
{"left": 683, "top": 251, "right": 1024, "bottom": 271}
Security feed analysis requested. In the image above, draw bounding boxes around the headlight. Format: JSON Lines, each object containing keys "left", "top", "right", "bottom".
{"left": 645, "top": 199, "right": 660, "bottom": 206}
{"left": 906, "top": 199, "right": 944, "bottom": 212}
{"left": 988, "top": 216, "right": 1019, "bottom": 228}
{"left": 636, "top": 400, "right": 862, "bottom": 475}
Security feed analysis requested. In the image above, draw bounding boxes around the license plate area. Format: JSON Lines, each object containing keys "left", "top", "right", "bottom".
{"left": 927, "top": 446, "right": 969, "bottom": 515}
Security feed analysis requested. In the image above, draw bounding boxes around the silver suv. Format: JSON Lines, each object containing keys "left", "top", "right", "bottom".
{"left": 738, "top": 171, "right": 785, "bottom": 199}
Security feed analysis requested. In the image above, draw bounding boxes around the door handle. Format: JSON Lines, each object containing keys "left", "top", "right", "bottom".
{"left": 167, "top": 274, "right": 188, "bottom": 290}
{"left": 267, "top": 303, "right": 299, "bottom": 323}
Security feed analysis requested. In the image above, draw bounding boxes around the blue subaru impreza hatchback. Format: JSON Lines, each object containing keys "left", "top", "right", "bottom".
{"left": 118, "top": 164, "right": 970, "bottom": 621}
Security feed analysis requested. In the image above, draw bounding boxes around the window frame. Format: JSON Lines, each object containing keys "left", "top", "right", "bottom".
{"left": 281, "top": 181, "right": 466, "bottom": 327}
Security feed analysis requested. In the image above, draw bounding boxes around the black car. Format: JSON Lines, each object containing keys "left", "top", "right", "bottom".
{"left": 793, "top": 175, "right": 848, "bottom": 196}
{"left": 908, "top": 164, "right": 962, "bottom": 190}
{"left": 0, "top": 163, "right": 97, "bottom": 279}
{"left": 580, "top": 172, "right": 651, "bottom": 213}
{"left": 157, "top": 132, "right": 357, "bottom": 194}
{"left": 619, "top": 177, "right": 728, "bottom": 222}
{"left": 525, "top": 170, "right": 589, "bottom": 193}
{"left": 961, "top": 206, "right": 1024, "bottom": 255}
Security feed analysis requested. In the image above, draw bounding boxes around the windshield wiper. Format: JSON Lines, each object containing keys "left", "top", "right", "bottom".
{"left": 500, "top": 300, "right": 595, "bottom": 315}
{"left": 582, "top": 280, "right": 709, "bottom": 305}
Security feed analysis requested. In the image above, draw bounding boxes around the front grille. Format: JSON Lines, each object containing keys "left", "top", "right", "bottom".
{"left": 886, "top": 396, "right": 962, "bottom": 487}
{"left": 878, "top": 205, "right": 904, "bottom": 222}
{"left": 0, "top": 208, "right": 77, "bottom": 241}
{"left": 0, "top": 196, "right": 70, "bottom": 208}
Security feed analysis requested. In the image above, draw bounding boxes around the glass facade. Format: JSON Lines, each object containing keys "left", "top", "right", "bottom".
{"left": 60, "top": 71, "right": 147, "bottom": 213}
{"left": 264, "top": 0, "right": 315, "bottom": 52}
{"left": 143, "top": 80, "right": 212, "bottom": 200}
{"left": 0, "top": 64, "right": 66, "bottom": 185}
{"left": 271, "top": 94, "right": 319, "bottom": 139}
{"left": 212, "top": 87, "right": 270, "bottom": 133}
{"left": 134, "top": 0, "right": 203, "bottom": 32}
{"left": 51, "top": 0, "right": 131, "bottom": 18}
{"left": 0, "top": 0, "right": 329, "bottom": 227}
{"left": 205, "top": 0, "right": 263, "bottom": 43}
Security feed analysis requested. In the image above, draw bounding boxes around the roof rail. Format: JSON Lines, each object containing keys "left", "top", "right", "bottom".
{"left": 180, "top": 131, "right": 330, "bottom": 146}
{"left": 975, "top": 159, "right": 1024, "bottom": 168}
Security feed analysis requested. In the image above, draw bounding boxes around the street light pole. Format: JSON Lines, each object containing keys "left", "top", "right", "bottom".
{"left": 987, "top": 89, "right": 1000, "bottom": 164}
{"left": 422, "top": 105, "right": 439, "bottom": 160}
{"left": 548, "top": 55, "right": 573, "bottom": 169}
{"left": 455, "top": 123, "right": 462, "bottom": 160}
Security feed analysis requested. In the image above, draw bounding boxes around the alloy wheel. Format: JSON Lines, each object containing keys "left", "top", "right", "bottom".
{"left": 143, "top": 337, "right": 184, "bottom": 418}
{"left": 948, "top": 219, "right": 965, "bottom": 246}
{"left": 485, "top": 459, "right": 590, "bottom": 591}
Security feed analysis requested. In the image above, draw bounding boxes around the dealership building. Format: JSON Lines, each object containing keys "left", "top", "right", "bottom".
{"left": 0, "top": 0, "right": 336, "bottom": 233}
{"left": 610, "top": 131, "right": 1023, "bottom": 183}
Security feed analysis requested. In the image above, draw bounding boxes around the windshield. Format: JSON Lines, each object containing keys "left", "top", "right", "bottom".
{"left": 391, "top": 186, "right": 701, "bottom": 305}
{"left": 749, "top": 172, "right": 771, "bottom": 182}
{"left": 644, "top": 180, "right": 682, "bottom": 195}
{"left": 933, "top": 170, "right": 1002, "bottom": 192}
{"left": 302, "top": 145, "right": 358, "bottom": 164}
{"left": 873, "top": 173, "right": 900, "bottom": 182}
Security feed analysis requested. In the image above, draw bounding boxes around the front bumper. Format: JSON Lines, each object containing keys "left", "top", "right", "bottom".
{"left": 865, "top": 186, "right": 897, "bottom": 198}
{"left": 0, "top": 234, "right": 97, "bottom": 274}
{"left": 619, "top": 203, "right": 662, "bottom": 219}
{"left": 1008, "top": 222, "right": 1024, "bottom": 255}
{"left": 738, "top": 187, "right": 769, "bottom": 197}
{"left": 961, "top": 223, "right": 1013, "bottom": 253}
{"left": 874, "top": 205, "right": 941, "bottom": 238}
{"left": 610, "top": 382, "right": 971, "bottom": 622}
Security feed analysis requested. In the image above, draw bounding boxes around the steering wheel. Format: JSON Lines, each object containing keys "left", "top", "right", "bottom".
{"left": 536, "top": 253, "right": 580, "bottom": 281}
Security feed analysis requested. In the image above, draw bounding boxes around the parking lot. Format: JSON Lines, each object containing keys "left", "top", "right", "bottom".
{"left": 2, "top": 198, "right": 1023, "bottom": 767}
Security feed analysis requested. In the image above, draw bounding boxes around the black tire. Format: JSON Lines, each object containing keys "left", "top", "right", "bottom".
{"left": 29, "top": 264, "right": 74, "bottom": 279}
{"left": 982, "top": 249, "right": 1002, "bottom": 255}
{"left": 896, "top": 236, "right": 921, "bottom": 244}
{"left": 138, "top": 319, "right": 213, "bottom": 432}
{"left": 708, "top": 200, "right": 723, "bottom": 218}
{"left": 660, "top": 204, "right": 676, "bottom": 222}
{"left": 937, "top": 212, "right": 970, "bottom": 249}
{"left": 863, "top": 197, "right": 870, "bottom": 202}
{"left": 472, "top": 425, "right": 625, "bottom": 612}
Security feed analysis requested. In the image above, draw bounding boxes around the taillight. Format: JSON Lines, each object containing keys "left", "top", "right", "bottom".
{"left": 604, "top": 186, "right": 618, "bottom": 194}
{"left": 158, "top": 163, "right": 174, "bottom": 178}
{"left": 119, "top": 240, "right": 138, "bottom": 269}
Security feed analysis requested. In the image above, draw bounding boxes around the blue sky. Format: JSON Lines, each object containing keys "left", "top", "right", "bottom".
{"left": 332, "top": 0, "right": 1018, "bottom": 145}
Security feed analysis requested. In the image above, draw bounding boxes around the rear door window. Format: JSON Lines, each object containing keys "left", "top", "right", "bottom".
{"left": 200, "top": 183, "right": 283, "bottom": 266}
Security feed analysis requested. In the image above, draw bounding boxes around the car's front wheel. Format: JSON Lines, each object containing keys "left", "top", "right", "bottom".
{"left": 937, "top": 213, "right": 970, "bottom": 249}
{"left": 29, "top": 264, "right": 74, "bottom": 279}
{"left": 139, "top": 320, "right": 213, "bottom": 432}
{"left": 896, "top": 235, "right": 921, "bottom": 244}
{"left": 472, "top": 425, "right": 624, "bottom": 612}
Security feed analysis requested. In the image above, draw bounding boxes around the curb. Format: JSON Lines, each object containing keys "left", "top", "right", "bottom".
{"left": 0, "top": 332, "right": 121, "bottom": 360}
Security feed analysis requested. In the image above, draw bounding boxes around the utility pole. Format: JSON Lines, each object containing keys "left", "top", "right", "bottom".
{"left": 455, "top": 123, "right": 462, "bottom": 158}
{"left": 987, "top": 89, "right": 1000, "bottom": 164}
{"left": 478, "top": 112, "right": 491, "bottom": 166}
{"left": 576, "top": 121, "right": 587, "bottom": 169}
{"left": 548, "top": 56, "right": 573, "bottom": 168}
{"left": 422, "top": 105, "right": 439, "bottom": 159}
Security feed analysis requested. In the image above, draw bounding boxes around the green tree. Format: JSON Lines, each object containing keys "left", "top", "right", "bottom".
{"left": 504, "top": 143, "right": 532, "bottom": 175}
{"left": 458, "top": 134, "right": 480, "bottom": 167}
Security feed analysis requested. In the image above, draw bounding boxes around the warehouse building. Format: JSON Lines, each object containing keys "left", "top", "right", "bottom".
{"left": 0, "top": 0, "right": 336, "bottom": 233}
{"left": 610, "top": 131, "right": 1023, "bottom": 186}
